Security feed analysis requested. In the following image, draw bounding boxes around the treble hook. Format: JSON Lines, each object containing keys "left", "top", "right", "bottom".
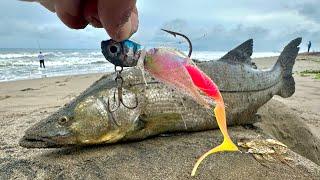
{"left": 161, "top": 29, "right": 193, "bottom": 58}
{"left": 107, "top": 66, "right": 139, "bottom": 113}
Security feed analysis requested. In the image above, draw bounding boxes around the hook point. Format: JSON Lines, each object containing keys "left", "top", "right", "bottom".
{"left": 161, "top": 29, "right": 193, "bottom": 57}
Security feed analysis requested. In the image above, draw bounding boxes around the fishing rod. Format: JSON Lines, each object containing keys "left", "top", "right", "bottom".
{"left": 36, "top": 40, "right": 42, "bottom": 52}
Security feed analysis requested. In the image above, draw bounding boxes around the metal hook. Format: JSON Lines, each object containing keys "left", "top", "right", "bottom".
{"left": 161, "top": 29, "right": 193, "bottom": 58}
{"left": 107, "top": 66, "right": 139, "bottom": 113}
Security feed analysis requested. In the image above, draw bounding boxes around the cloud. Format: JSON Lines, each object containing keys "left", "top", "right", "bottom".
{"left": 135, "top": 0, "right": 320, "bottom": 51}
{"left": 0, "top": 18, "right": 107, "bottom": 49}
{"left": 0, "top": 0, "right": 320, "bottom": 51}
{"left": 146, "top": 19, "right": 308, "bottom": 52}
{"left": 294, "top": 0, "right": 320, "bottom": 23}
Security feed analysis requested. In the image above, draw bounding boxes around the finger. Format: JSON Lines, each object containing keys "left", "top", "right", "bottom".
{"left": 98, "top": 0, "right": 138, "bottom": 41}
{"left": 21, "top": 0, "right": 56, "bottom": 12}
{"left": 82, "top": 0, "right": 103, "bottom": 28}
{"left": 54, "top": 0, "right": 88, "bottom": 29}
{"left": 39, "top": 1, "right": 56, "bottom": 12}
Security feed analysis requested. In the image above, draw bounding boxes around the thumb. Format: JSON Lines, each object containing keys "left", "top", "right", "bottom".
{"left": 98, "top": 0, "right": 138, "bottom": 42}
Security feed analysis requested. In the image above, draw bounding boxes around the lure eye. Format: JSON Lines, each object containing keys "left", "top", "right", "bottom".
{"left": 58, "top": 116, "right": 69, "bottom": 125}
{"left": 109, "top": 45, "right": 119, "bottom": 54}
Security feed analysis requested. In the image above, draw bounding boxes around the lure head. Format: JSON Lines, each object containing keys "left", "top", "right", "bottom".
{"left": 101, "top": 39, "right": 143, "bottom": 67}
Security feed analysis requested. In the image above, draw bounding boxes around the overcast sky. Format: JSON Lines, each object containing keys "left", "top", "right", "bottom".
{"left": 0, "top": 0, "right": 319, "bottom": 51}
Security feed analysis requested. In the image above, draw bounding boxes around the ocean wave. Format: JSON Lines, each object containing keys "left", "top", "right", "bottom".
{"left": 0, "top": 49, "right": 280, "bottom": 82}
{"left": 0, "top": 53, "right": 39, "bottom": 59}
{"left": 89, "top": 52, "right": 102, "bottom": 56}
{"left": 0, "top": 52, "right": 62, "bottom": 59}
{"left": 90, "top": 60, "right": 107, "bottom": 64}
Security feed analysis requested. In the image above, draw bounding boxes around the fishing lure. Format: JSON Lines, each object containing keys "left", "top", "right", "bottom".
{"left": 101, "top": 30, "right": 239, "bottom": 176}
{"left": 185, "top": 64, "right": 239, "bottom": 176}
{"left": 144, "top": 46, "right": 239, "bottom": 177}
{"left": 144, "top": 48, "right": 211, "bottom": 109}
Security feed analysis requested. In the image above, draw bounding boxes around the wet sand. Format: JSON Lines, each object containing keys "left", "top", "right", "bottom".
{"left": 253, "top": 54, "right": 320, "bottom": 139}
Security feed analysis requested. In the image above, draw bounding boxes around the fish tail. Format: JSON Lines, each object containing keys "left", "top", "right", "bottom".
{"left": 191, "top": 104, "right": 239, "bottom": 176}
{"left": 274, "top": 37, "right": 301, "bottom": 98}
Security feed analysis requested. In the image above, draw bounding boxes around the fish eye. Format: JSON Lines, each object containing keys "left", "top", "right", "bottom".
{"left": 109, "top": 45, "right": 119, "bottom": 54}
{"left": 58, "top": 116, "right": 69, "bottom": 125}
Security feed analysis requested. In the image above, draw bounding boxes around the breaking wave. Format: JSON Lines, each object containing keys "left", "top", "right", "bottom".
{"left": 0, "top": 49, "right": 279, "bottom": 82}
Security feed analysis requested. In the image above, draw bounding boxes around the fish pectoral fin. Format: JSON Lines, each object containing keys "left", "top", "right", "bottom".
{"left": 191, "top": 139, "right": 239, "bottom": 176}
{"left": 133, "top": 117, "right": 147, "bottom": 131}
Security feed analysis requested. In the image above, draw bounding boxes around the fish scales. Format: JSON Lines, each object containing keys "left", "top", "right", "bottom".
{"left": 19, "top": 38, "right": 301, "bottom": 148}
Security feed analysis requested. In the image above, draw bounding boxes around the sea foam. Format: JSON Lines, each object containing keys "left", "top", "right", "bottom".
{"left": 0, "top": 49, "right": 279, "bottom": 82}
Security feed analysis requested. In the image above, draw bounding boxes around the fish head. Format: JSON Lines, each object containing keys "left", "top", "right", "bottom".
{"left": 101, "top": 39, "right": 143, "bottom": 67}
{"left": 19, "top": 106, "right": 78, "bottom": 148}
{"left": 20, "top": 91, "right": 141, "bottom": 148}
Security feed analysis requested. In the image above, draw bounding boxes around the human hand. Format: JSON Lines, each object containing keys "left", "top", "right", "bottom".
{"left": 24, "top": 0, "right": 138, "bottom": 41}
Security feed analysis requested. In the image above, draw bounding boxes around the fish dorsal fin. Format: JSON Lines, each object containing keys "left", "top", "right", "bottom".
{"left": 218, "top": 39, "right": 253, "bottom": 65}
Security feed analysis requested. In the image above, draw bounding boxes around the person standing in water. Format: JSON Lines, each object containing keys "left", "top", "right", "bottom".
{"left": 38, "top": 52, "right": 45, "bottom": 68}
{"left": 308, "top": 41, "right": 312, "bottom": 53}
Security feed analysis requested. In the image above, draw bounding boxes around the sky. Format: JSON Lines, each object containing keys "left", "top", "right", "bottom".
{"left": 0, "top": 0, "right": 319, "bottom": 51}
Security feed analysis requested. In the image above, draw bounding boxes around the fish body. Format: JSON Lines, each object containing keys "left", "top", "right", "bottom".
{"left": 20, "top": 38, "right": 301, "bottom": 148}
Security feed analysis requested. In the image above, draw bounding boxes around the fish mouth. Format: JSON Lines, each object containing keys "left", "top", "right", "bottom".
{"left": 19, "top": 135, "right": 63, "bottom": 148}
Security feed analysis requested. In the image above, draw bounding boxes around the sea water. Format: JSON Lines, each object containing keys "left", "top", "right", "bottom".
{"left": 0, "top": 49, "right": 279, "bottom": 82}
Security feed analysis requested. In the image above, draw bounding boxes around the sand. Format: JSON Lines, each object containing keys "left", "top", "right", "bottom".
{"left": 253, "top": 55, "right": 320, "bottom": 139}
{"left": 0, "top": 54, "right": 319, "bottom": 179}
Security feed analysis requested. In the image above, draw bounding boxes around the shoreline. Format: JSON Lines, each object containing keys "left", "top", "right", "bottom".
{"left": 0, "top": 52, "right": 281, "bottom": 83}
{"left": 1, "top": 52, "right": 318, "bottom": 83}
{"left": 0, "top": 72, "right": 105, "bottom": 84}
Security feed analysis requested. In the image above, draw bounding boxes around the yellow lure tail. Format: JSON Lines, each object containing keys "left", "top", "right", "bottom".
{"left": 191, "top": 104, "right": 239, "bottom": 176}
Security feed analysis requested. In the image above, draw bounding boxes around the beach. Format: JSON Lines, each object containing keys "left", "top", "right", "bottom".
{"left": 253, "top": 54, "right": 320, "bottom": 139}
{"left": 0, "top": 54, "right": 320, "bottom": 179}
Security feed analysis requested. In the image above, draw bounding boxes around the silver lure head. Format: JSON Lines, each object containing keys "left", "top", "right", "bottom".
{"left": 101, "top": 39, "right": 143, "bottom": 67}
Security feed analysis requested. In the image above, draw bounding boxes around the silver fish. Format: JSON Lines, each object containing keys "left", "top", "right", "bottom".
{"left": 19, "top": 38, "right": 301, "bottom": 148}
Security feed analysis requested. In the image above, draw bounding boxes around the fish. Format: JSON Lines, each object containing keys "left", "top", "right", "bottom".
{"left": 19, "top": 37, "right": 301, "bottom": 149}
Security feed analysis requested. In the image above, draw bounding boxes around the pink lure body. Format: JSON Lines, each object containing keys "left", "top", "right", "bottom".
{"left": 144, "top": 48, "right": 211, "bottom": 109}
